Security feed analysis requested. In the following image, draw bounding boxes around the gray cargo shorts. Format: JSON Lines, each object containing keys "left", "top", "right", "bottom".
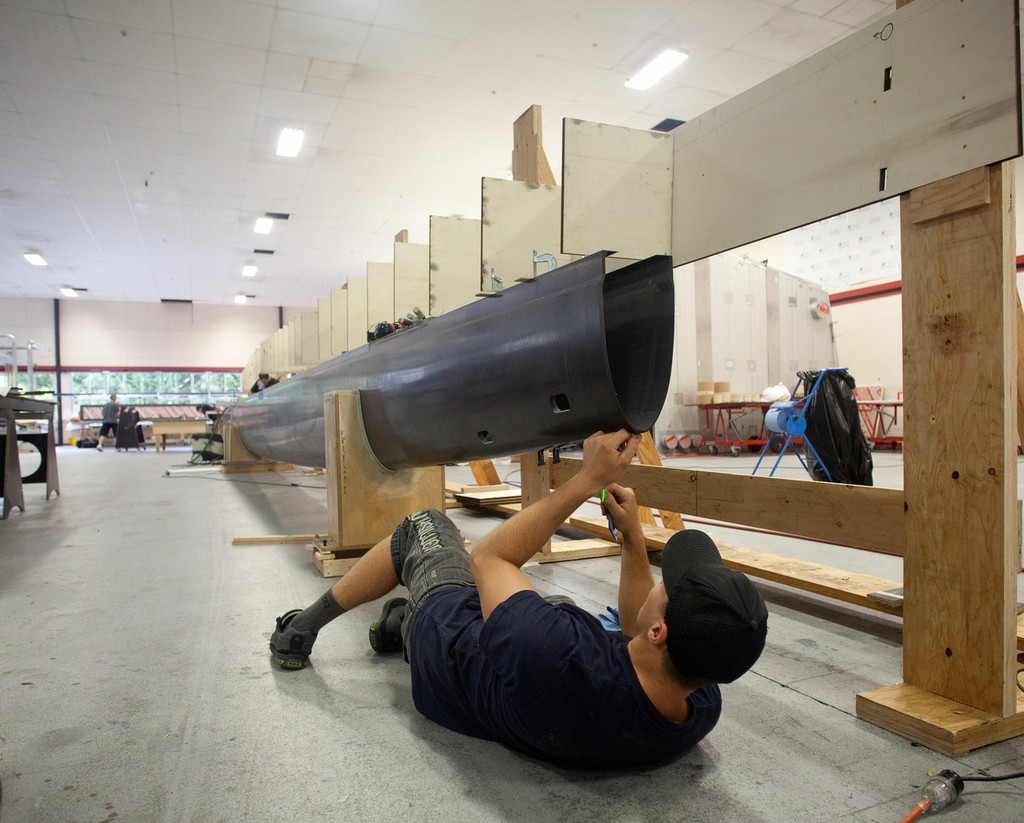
{"left": 389, "top": 508, "right": 474, "bottom": 653}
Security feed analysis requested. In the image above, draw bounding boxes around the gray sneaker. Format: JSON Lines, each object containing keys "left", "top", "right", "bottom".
{"left": 270, "top": 609, "right": 316, "bottom": 670}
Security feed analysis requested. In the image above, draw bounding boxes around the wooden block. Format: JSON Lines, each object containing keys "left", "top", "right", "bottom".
{"left": 904, "top": 165, "right": 991, "bottom": 224}
{"left": 535, "top": 538, "right": 621, "bottom": 564}
{"left": 453, "top": 489, "right": 523, "bottom": 506}
{"left": 468, "top": 459, "right": 501, "bottom": 486}
{"left": 856, "top": 684, "right": 1024, "bottom": 756}
{"left": 512, "top": 104, "right": 556, "bottom": 186}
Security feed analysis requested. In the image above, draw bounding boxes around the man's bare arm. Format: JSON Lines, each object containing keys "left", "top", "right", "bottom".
{"left": 470, "top": 430, "right": 641, "bottom": 620}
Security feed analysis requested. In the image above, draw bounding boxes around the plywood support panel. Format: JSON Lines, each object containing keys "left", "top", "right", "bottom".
{"left": 300, "top": 310, "right": 320, "bottom": 367}
{"left": 480, "top": 178, "right": 573, "bottom": 290}
{"left": 429, "top": 215, "right": 481, "bottom": 316}
{"left": 394, "top": 241, "right": 429, "bottom": 318}
{"left": 317, "top": 297, "right": 332, "bottom": 361}
{"left": 561, "top": 119, "right": 672, "bottom": 259}
{"left": 346, "top": 277, "right": 367, "bottom": 351}
{"left": 672, "top": 0, "right": 1021, "bottom": 266}
{"left": 367, "top": 262, "right": 395, "bottom": 326}
{"left": 323, "top": 391, "right": 444, "bottom": 553}
{"left": 330, "top": 286, "right": 348, "bottom": 357}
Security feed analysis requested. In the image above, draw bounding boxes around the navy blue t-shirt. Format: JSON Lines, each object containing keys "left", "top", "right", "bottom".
{"left": 409, "top": 587, "right": 722, "bottom": 766}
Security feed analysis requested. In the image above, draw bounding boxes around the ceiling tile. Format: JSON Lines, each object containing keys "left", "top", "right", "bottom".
{"left": 64, "top": 0, "right": 174, "bottom": 32}
{"left": 177, "top": 74, "right": 261, "bottom": 114}
{"left": 826, "top": 0, "right": 889, "bottom": 27}
{"left": 263, "top": 52, "right": 312, "bottom": 92}
{"left": 171, "top": 0, "right": 275, "bottom": 49}
{"left": 732, "top": 9, "right": 850, "bottom": 63}
{"left": 175, "top": 37, "right": 267, "bottom": 85}
{"left": 70, "top": 19, "right": 176, "bottom": 71}
{"left": 269, "top": 9, "right": 369, "bottom": 62}
{"left": 0, "top": 5, "right": 79, "bottom": 57}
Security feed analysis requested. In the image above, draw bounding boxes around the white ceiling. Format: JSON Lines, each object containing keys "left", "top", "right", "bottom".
{"left": 0, "top": 0, "right": 892, "bottom": 309}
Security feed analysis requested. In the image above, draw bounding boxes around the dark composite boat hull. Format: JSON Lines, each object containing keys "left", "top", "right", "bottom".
{"left": 226, "top": 251, "right": 675, "bottom": 470}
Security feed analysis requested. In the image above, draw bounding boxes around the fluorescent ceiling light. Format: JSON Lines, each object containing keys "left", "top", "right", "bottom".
{"left": 276, "top": 127, "right": 305, "bottom": 158}
{"left": 60, "top": 287, "right": 78, "bottom": 298}
{"left": 24, "top": 253, "right": 47, "bottom": 266}
{"left": 242, "top": 265, "right": 258, "bottom": 277}
{"left": 625, "top": 49, "right": 688, "bottom": 90}
{"left": 254, "top": 217, "right": 273, "bottom": 234}
{"left": 234, "top": 294, "right": 248, "bottom": 304}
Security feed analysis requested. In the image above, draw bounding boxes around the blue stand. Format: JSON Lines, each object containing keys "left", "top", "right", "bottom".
{"left": 752, "top": 368, "right": 848, "bottom": 480}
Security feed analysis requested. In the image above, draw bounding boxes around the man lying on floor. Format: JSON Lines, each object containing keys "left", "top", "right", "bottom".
{"left": 270, "top": 429, "right": 768, "bottom": 767}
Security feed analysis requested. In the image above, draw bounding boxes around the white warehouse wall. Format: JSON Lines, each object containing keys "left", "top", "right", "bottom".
{"left": 0, "top": 298, "right": 292, "bottom": 370}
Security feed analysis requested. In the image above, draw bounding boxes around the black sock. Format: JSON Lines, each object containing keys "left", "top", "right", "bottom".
{"left": 289, "top": 590, "right": 346, "bottom": 634}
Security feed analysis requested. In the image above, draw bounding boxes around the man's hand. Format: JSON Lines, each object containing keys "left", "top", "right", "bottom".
{"left": 601, "top": 483, "right": 643, "bottom": 546}
{"left": 578, "top": 430, "right": 640, "bottom": 495}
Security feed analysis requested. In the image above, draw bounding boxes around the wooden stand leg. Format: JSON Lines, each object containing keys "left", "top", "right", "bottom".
{"left": 313, "top": 391, "right": 444, "bottom": 577}
{"left": 856, "top": 162, "right": 1024, "bottom": 755}
{"left": 521, "top": 454, "right": 620, "bottom": 564}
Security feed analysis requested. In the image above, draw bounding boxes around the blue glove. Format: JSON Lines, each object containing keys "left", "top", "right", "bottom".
{"left": 597, "top": 606, "right": 621, "bottom": 632}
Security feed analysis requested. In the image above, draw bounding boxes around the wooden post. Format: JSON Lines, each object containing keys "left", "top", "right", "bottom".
{"left": 636, "top": 431, "right": 684, "bottom": 530}
{"left": 856, "top": 163, "right": 1024, "bottom": 753}
{"left": 314, "top": 391, "right": 444, "bottom": 576}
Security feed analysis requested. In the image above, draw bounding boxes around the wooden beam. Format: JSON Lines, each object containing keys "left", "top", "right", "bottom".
{"left": 549, "top": 458, "right": 905, "bottom": 555}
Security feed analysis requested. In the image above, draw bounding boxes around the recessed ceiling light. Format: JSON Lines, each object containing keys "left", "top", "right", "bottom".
{"left": 625, "top": 49, "right": 688, "bottom": 90}
{"left": 24, "top": 253, "right": 47, "bottom": 266}
{"left": 234, "top": 294, "right": 248, "bottom": 304}
{"left": 60, "top": 286, "right": 78, "bottom": 298}
{"left": 276, "top": 127, "right": 305, "bottom": 158}
{"left": 254, "top": 217, "right": 273, "bottom": 234}
{"left": 242, "top": 265, "right": 258, "bottom": 277}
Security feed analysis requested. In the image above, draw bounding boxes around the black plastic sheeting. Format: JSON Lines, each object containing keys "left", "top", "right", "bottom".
{"left": 799, "top": 369, "right": 873, "bottom": 485}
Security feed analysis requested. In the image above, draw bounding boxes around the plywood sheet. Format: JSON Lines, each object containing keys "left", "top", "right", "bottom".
{"left": 394, "top": 241, "right": 429, "bottom": 319}
{"left": 481, "top": 178, "right": 574, "bottom": 290}
{"left": 562, "top": 119, "right": 672, "bottom": 259}
{"left": 429, "top": 215, "right": 480, "bottom": 316}
{"left": 318, "top": 297, "right": 331, "bottom": 361}
{"left": 346, "top": 277, "right": 367, "bottom": 351}
{"left": 672, "top": 0, "right": 1021, "bottom": 265}
{"left": 330, "top": 287, "right": 348, "bottom": 357}
{"left": 367, "top": 261, "right": 394, "bottom": 324}
{"left": 300, "top": 309, "right": 319, "bottom": 366}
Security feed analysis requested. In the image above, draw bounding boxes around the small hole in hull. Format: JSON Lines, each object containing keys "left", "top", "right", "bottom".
{"left": 550, "top": 393, "right": 570, "bottom": 413}
{"left": 477, "top": 430, "right": 493, "bottom": 444}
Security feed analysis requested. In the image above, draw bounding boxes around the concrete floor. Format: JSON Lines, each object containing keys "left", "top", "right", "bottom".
{"left": 2, "top": 445, "right": 1023, "bottom": 822}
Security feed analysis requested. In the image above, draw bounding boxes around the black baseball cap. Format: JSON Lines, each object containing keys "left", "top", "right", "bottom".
{"left": 661, "top": 530, "right": 768, "bottom": 683}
